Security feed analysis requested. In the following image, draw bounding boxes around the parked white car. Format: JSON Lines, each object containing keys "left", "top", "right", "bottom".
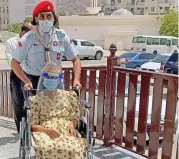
{"left": 140, "top": 54, "right": 171, "bottom": 72}
{"left": 63, "top": 39, "right": 104, "bottom": 60}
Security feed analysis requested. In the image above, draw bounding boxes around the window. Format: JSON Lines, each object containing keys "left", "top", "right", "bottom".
{"left": 172, "top": 39, "right": 178, "bottom": 45}
{"left": 151, "top": 55, "right": 170, "bottom": 63}
{"left": 81, "top": 41, "right": 94, "bottom": 47}
{"left": 3, "top": 7, "right": 5, "bottom": 13}
{"left": 72, "top": 40, "right": 77, "bottom": 46}
{"left": 160, "top": 38, "right": 168, "bottom": 45}
{"left": 141, "top": 0, "right": 145, "bottom": 2}
{"left": 3, "top": 18, "right": 5, "bottom": 24}
{"left": 6, "top": 6, "right": 8, "bottom": 13}
{"left": 132, "top": 37, "right": 146, "bottom": 43}
{"left": 139, "top": 53, "right": 155, "bottom": 59}
{"left": 119, "top": 53, "right": 138, "bottom": 58}
{"left": 147, "top": 37, "right": 160, "bottom": 45}
{"left": 6, "top": 18, "right": 9, "bottom": 24}
{"left": 151, "top": 7, "right": 155, "bottom": 12}
{"left": 111, "top": 0, "right": 115, "bottom": 6}
{"left": 167, "top": 53, "right": 178, "bottom": 63}
{"left": 81, "top": 41, "right": 94, "bottom": 46}
{"left": 118, "top": 0, "right": 121, "bottom": 3}
{"left": 160, "top": 7, "right": 162, "bottom": 10}
{"left": 165, "top": 7, "right": 170, "bottom": 11}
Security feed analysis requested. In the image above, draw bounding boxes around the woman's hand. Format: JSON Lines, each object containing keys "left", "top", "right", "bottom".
{"left": 45, "top": 128, "right": 60, "bottom": 139}
{"left": 69, "top": 126, "right": 78, "bottom": 137}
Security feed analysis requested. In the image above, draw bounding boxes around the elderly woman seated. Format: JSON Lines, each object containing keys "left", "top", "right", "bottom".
{"left": 29, "top": 62, "right": 86, "bottom": 159}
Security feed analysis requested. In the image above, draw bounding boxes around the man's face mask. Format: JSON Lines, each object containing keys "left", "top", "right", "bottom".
{"left": 38, "top": 20, "right": 54, "bottom": 33}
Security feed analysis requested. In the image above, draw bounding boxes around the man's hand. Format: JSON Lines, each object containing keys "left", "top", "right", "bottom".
{"left": 73, "top": 79, "right": 82, "bottom": 89}
{"left": 45, "top": 128, "right": 60, "bottom": 139}
{"left": 23, "top": 81, "right": 33, "bottom": 90}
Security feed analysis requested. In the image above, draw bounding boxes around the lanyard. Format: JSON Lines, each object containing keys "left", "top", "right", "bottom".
{"left": 35, "top": 28, "right": 55, "bottom": 63}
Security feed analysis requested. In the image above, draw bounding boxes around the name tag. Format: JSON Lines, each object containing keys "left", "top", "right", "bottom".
{"left": 57, "top": 53, "right": 61, "bottom": 60}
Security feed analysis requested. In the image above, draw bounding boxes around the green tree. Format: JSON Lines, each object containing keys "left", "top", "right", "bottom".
{"left": 24, "top": 17, "right": 33, "bottom": 23}
{"left": 3, "top": 23, "right": 22, "bottom": 33}
{"left": 159, "top": 10, "right": 178, "bottom": 37}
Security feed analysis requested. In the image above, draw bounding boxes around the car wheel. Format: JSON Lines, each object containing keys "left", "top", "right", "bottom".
{"left": 84, "top": 57, "right": 89, "bottom": 60}
{"left": 153, "top": 50, "right": 157, "bottom": 55}
{"left": 95, "top": 51, "right": 103, "bottom": 60}
{"left": 135, "top": 66, "right": 140, "bottom": 69}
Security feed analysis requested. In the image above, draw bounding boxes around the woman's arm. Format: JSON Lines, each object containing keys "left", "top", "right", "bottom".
{"left": 31, "top": 125, "right": 47, "bottom": 132}
{"left": 31, "top": 125, "right": 60, "bottom": 139}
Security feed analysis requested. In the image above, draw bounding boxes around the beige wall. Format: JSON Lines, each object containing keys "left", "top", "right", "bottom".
{"left": 58, "top": 15, "right": 161, "bottom": 50}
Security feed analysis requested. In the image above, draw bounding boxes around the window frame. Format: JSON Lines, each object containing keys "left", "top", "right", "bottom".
{"left": 81, "top": 41, "right": 94, "bottom": 47}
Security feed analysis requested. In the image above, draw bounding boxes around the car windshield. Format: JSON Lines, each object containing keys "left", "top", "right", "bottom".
{"left": 119, "top": 53, "right": 138, "bottom": 59}
{"left": 151, "top": 55, "right": 170, "bottom": 63}
{"left": 167, "top": 53, "right": 178, "bottom": 63}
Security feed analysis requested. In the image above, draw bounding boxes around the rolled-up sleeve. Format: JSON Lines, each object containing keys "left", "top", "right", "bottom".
{"left": 5, "top": 40, "right": 13, "bottom": 67}
{"left": 29, "top": 96, "right": 40, "bottom": 125}
{"left": 63, "top": 32, "right": 79, "bottom": 60}
{"left": 12, "top": 33, "right": 30, "bottom": 63}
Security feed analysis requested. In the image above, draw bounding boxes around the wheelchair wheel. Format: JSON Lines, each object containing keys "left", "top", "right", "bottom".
{"left": 19, "top": 132, "right": 26, "bottom": 158}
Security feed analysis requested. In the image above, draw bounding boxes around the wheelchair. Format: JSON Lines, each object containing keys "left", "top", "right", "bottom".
{"left": 19, "top": 88, "right": 94, "bottom": 159}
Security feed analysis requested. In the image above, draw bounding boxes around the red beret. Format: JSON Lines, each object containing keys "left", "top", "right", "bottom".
{"left": 33, "top": 1, "right": 55, "bottom": 17}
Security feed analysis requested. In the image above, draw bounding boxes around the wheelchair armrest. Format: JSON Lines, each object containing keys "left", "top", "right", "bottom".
{"left": 80, "top": 99, "right": 91, "bottom": 109}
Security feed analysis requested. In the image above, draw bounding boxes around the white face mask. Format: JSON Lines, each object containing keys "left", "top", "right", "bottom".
{"left": 38, "top": 20, "right": 54, "bottom": 33}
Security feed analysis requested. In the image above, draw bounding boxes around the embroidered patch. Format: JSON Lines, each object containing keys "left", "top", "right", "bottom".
{"left": 57, "top": 53, "right": 61, "bottom": 60}
{"left": 53, "top": 41, "right": 58, "bottom": 46}
{"left": 58, "top": 41, "right": 62, "bottom": 46}
{"left": 18, "top": 42, "right": 22, "bottom": 47}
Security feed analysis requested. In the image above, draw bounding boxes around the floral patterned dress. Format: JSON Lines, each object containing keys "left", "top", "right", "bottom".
{"left": 29, "top": 90, "right": 86, "bottom": 159}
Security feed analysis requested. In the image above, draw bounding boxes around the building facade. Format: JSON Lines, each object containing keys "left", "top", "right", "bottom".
{"left": 58, "top": 15, "right": 161, "bottom": 50}
{"left": 104, "top": 0, "right": 178, "bottom": 15}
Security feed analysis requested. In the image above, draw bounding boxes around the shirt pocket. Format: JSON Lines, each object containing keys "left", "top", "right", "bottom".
{"left": 51, "top": 46, "right": 65, "bottom": 62}
{"left": 28, "top": 45, "right": 45, "bottom": 66}
{"left": 29, "top": 45, "right": 44, "bottom": 54}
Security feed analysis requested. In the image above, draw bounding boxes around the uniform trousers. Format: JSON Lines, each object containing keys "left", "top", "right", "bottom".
{"left": 10, "top": 70, "right": 40, "bottom": 133}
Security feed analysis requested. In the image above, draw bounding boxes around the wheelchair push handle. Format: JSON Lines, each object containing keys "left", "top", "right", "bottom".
{"left": 73, "top": 86, "right": 80, "bottom": 98}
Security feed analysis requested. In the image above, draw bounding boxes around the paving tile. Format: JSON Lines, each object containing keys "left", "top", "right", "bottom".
{"left": 0, "top": 116, "right": 146, "bottom": 159}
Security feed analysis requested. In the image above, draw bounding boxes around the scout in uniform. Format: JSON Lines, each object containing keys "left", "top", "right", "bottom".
{"left": 11, "top": 1, "right": 81, "bottom": 93}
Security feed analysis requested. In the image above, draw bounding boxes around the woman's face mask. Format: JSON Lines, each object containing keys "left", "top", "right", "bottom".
{"left": 43, "top": 79, "right": 58, "bottom": 91}
{"left": 38, "top": 20, "right": 54, "bottom": 33}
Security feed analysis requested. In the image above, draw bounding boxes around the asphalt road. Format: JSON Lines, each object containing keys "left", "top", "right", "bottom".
{"left": 0, "top": 57, "right": 108, "bottom": 70}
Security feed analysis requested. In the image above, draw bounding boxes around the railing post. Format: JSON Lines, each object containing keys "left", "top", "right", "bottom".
{"left": 104, "top": 56, "right": 117, "bottom": 146}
